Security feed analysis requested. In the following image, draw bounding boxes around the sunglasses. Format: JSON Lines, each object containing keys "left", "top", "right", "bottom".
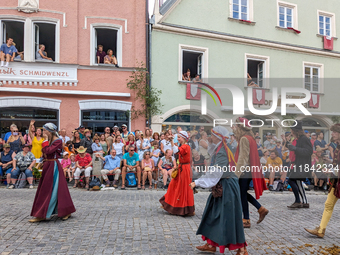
{"left": 146, "top": 153, "right": 150, "bottom": 155}
{"left": 129, "top": 150, "right": 134, "bottom": 152}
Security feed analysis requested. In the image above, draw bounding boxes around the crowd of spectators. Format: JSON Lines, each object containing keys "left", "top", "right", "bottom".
{"left": 0, "top": 120, "right": 336, "bottom": 192}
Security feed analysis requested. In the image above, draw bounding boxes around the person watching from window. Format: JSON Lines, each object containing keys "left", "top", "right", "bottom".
{"left": 36, "top": 44, "right": 52, "bottom": 61}
{"left": 104, "top": 49, "right": 118, "bottom": 67}
{"left": 96, "top": 45, "right": 106, "bottom": 64}
{"left": 192, "top": 74, "right": 202, "bottom": 83}
{"left": 0, "top": 38, "right": 17, "bottom": 68}
{"left": 182, "top": 69, "right": 191, "bottom": 81}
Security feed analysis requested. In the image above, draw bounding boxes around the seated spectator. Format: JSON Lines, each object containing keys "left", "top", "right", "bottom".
{"left": 227, "top": 132, "right": 237, "bottom": 155}
{"left": 73, "top": 146, "right": 93, "bottom": 190}
{"left": 69, "top": 153, "right": 76, "bottom": 182}
{"left": 311, "top": 147, "right": 328, "bottom": 191}
{"left": 4, "top": 124, "right": 17, "bottom": 143}
{"left": 96, "top": 45, "right": 106, "bottom": 64}
{"left": 158, "top": 149, "right": 176, "bottom": 189}
{"left": 0, "top": 144, "right": 16, "bottom": 188}
{"left": 104, "top": 49, "right": 118, "bottom": 67}
{"left": 192, "top": 74, "right": 202, "bottom": 83}
{"left": 72, "top": 131, "right": 81, "bottom": 151}
{"left": 121, "top": 124, "right": 131, "bottom": 142}
{"left": 188, "top": 131, "right": 199, "bottom": 151}
{"left": 64, "top": 140, "right": 75, "bottom": 156}
{"left": 247, "top": 73, "right": 259, "bottom": 87}
{"left": 121, "top": 145, "right": 141, "bottom": 190}
{"left": 80, "top": 129, "right": 93, "bottom": 155}
{"left": 151, "top": 132, "right": 160, "bottom": 145}
{"left": 97, "top": 149, "right": 121, "bottom": 188}
{"left": 125, "top": 133, "right": 137, "bottom": 153}
{"left": 36, "top": 44, "right": 52, "bottom": 61}
{"left": 100, "top": 134, "right": 108, "bottom": 155}
{"left": 137, "top": 132, "right": 151, "bottom": 160}
{"left": 182, "top": 69, "right": 191, "bottom": 81}
{"left": 260, "top": 149, "right": 269, "bottom": 165}
{"left": 314, "top": 132, "right": 328, "bottom": 152}
{"left": 112, "top": 135, "right": 125, "bottom": 160}
{"left": 141, "top": 151, "right": 154, "bottom": 189}
{"left": 61, "top": 152, "right": 71, "bottom": 178}
{"left": 9, "top": 144, "right": 36, "bottom": 189}
{"left": 266, "top": 150, "right": 286, "bottom": 191}
{"left": 192, "top": 149, "right": 206, "bottom": 181}
{"left": 91, "top": 135, "right": 104, "bottom": 155}
{"left": 0, "top": 38, "right": 17, "bottom": 68}
{"left": 7, "top": 126, "right": 25, "bottom": 153}
{"left": 255, "top": 136, "right": 263, "bottom": 157}
{"left": 151, "top": 141, "right": 160, "bottom": 166}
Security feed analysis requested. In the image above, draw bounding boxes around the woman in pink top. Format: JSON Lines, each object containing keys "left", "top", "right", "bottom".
{"left": 141, "top": 151, "right": 154, "bottom": 190}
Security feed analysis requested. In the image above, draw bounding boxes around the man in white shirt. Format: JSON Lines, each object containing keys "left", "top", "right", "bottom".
{"left": 60, "top": 128, "right": 70, "bottom": 147}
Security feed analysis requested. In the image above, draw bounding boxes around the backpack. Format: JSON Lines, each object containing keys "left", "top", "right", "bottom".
{"left": 15, "top": 172, "right": 27, "bottom": 189}
{"left": 125, "top": 172, "right": 137, "bottom": 187}
{"left": 89, "top": 177, "right": 101, "bottom": 188}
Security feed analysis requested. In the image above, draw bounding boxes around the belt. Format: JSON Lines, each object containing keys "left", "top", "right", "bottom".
{"left": 43, "top": 159, "right": 58, "bottom": 162}
{"left": 179, "top": 163, "right": 190, "bottom": 165}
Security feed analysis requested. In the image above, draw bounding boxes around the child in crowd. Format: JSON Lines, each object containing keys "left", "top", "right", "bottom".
{"left": 61, "top": 152, "right": 71, "bottom": 178}
{"left": 64, "top": 140, "right": 75, "bottom": 156}
{"left": 68, "top": 154, "right": 76, "bottom": 182}
{"left": 151, "top": 141, "right": 161, "bottom": 187}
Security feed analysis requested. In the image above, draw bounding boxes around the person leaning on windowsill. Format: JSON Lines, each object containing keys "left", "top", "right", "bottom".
{"left": 104, "top": 49, "right": 119, "bottom": 67}
{"left": 36, "top": 44, "right": 52, "bottom": 61}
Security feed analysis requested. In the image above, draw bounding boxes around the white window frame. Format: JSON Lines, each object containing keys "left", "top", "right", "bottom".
{"left": 245, "top": 53, "right": 270, "bottom": 89}
{"left": 179, "top": 44, "right": 208, "bottom": 82}
{"left": 317, "top": 10, "right": 336, "bottom": 37}
{"left": 31, "top": 18, "right": 60, "bottom": 63}
{"left": 229, "top": 0, "right": 254, "bottom": 21}
{"left": 277, "top": 1, "right": 298, "bottom": 30}
{"left": 303, "top": 62, "right": 324, "bottom": 93}
{"left": 90, "top": 23, "right": 123, "bottom": 66}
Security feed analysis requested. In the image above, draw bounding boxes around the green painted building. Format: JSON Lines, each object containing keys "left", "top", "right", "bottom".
{"left": 150, "top": 0, "right": 340, "bottom": 140}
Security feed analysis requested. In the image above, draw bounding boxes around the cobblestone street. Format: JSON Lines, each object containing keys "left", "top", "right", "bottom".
{"left": 0, "top": 188, "right": 339, "bottom": 255}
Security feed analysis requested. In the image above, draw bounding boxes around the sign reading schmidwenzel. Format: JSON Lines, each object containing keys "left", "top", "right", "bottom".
{"left": 0, "top": 62, "right": 78, "bottom": 84}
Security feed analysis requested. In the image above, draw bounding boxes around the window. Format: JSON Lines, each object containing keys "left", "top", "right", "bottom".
{"left": 319, "top": 15, "right": 331, "bottom": 36}
{"left": 92, "top": 26, "right": 122, "bottom": 66}
{"left": 279, "top": 6, "right": 293, "bottom": 28}
{"left": 304, "top": 66, "right": 319, "bottom": 92}
{"left": 81, "top": 110, "right": 129, "bottom": 133}
{"left": 247, "top": 60, "right": 265, "bottom": 87}
{"left": 34, "top": 22, "right": 56, "bottom": 61}
{"left": 277, "top": 1, "right": 298, "bottom": 29}
{"left": 233, "top": 0, "right": 248, "bottom": 20}
{"left": 182, "top": 50, "right": 203, "bottom": 81}
{"left": 0, "top": 20, "right": 24, "bottom": 53}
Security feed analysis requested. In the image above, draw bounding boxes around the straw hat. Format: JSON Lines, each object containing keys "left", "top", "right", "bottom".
{"left": 92, "top": 186, "right": 100, "bottom": 191}
{"left": 3, "top": 143, "right": 10, "bottom": 148}
{"left": 84, "top": 129, "right": 91, "bottom": 134}
{"left": 76, "top": 146, "right": 87, "bottom": 153}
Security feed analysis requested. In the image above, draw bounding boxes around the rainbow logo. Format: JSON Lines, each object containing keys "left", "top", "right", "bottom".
{"left": 197, "top": 82, "right": 223, "bottom": 106}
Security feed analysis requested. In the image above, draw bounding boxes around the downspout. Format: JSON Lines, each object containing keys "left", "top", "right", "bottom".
{"left": 146, "top": 0, "right": 152, "bottom": 128}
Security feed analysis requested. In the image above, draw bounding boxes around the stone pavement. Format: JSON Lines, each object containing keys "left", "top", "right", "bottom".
{"left": 0, "top": 188, "right": 339, "bottom": 255}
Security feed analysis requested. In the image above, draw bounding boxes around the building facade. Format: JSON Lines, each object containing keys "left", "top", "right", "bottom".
{"left": 0, "top": 0, "right": 147, "bottom": 137}
{"left": 151, "top": 0, "right": 340, "bottom": 141}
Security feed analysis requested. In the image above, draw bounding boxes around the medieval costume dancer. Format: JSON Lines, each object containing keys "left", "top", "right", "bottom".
{"left": 305, "top": 124, "right": 340, "bottom": 237}
{"left": 29, "top": 123, "right": 76, "bottom": 223}
{"left": 159, "top": 131, "right": 195, "bottom": 216}
{"left": 233, "top": 117, "right": 268, "bottom": 228}
{"left": 190, "top": 126, "right": 248, "bottom": 255}
{"left": 283, "top": 121, "right": 313, "bottom": 209}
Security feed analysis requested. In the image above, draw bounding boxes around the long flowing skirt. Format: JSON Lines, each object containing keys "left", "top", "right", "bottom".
{"left": 197, "top": 177, "right": 246, "bottom": 253}
{"left": 31, "top": 161, "right": 76, "bottom": 218}
{"left": 159, "top": 164, "right": 194, "bottom": 215}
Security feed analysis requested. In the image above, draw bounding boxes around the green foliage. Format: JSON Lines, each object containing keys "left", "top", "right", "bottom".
{"left": 126, "top": 62, "right": 163, "bottom": 123}
{"left": 331, "top": 116, "right": 340, "bottom": 124}
{"left": 32, "top": 167, "right": 41, "bottom": 179}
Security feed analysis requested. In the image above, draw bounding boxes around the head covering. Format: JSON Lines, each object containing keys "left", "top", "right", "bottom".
{"left": 236, "top": 117, "right": 252, "bottom": 130}
{"left": 291, "top": 120, "right": 303, "bottom": 130}
{"left": 311, "top": 132, "right": 316, "bottom": 136}
{"left": 178, "top": 131, "right": 189, "bottom": 141}
{"left": 3, "top": 143, "right": 10, "bottom": 148}
{"left": 121, "top": 124, "right": 127, "bottom": 128}
{"left": 315, "top": 146, "right": 323, "bottom": 152}
{"left": 211, "top": 126, "right": 236, "bottom": 166}
{"left": 76, "top": 146, "right": 87, "bottom": 153}
{"left": 43, "top": 123, "right": 57, "bottom": 133}
{"left": 330, "top": 123, "right": 340, "bottom": 133}
{"left": 23, "top": 143, "right": 32, "bottom": 148}
{"left": 255, "top": 136, "right": 261, "bottom": 139}
{"left": 63, "top": 152, "right": 69, "bottom": 156}
{"left": 304, "top": 130, "right": 309, "bottom": 133}
{"left": 84, "top": 129, "right": 91, "bottom": 134}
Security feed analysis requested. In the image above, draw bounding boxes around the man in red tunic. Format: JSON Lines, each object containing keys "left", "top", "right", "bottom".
{"left": 233, "top": 117, "right": 268, "bottom": 228}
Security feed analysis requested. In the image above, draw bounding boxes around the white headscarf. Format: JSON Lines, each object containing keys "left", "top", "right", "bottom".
{"left": 208, "top": 126, "right": 230, "bottom": 156}
{"left": 178, "top": 131, "right": 189, "bottom": 141}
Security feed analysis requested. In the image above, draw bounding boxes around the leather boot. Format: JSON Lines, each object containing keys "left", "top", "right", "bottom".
{"left": 304, "top": 226, "right": 325, "bottom": 238}
{"left": 196, "top": 243, "right": 216, "bottom": 253}
{"left": 236, "top": 247, "right": 248, "bottom": 255}
{"left": 73, "top": 179, "right": 78, "bottom": 188}
{"left": 257, "top": 206, "right": 269, "bottom": 224}
{"left": 243, "top": 219, "right": 251, "bottom": 228}
{"left": 85, "top": 177, "right": 90, "bottom": 190}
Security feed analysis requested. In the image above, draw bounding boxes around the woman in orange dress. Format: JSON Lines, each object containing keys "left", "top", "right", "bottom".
{"left": 159, "top": 131, "right": 195, "bottom": 216}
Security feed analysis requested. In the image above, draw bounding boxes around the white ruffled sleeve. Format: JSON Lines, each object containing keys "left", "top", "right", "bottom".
{"left": 194, "top": 166, "right": 223, "bottom": 189}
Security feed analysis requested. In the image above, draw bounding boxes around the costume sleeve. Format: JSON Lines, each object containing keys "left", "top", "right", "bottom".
{"left": 290, "top": 136, "right": 313, "bottom": 157}
{"left": 42, "top": 139, "right": 62, "bottom": 155}
{"left": 172, "top": 145, "right": 179, "bottom": 154}
{"left": 194, "top": 151, "right": 227, "bottom": 189}
{"left": 235, "top": 137, "right": 250, "bottom": 178}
